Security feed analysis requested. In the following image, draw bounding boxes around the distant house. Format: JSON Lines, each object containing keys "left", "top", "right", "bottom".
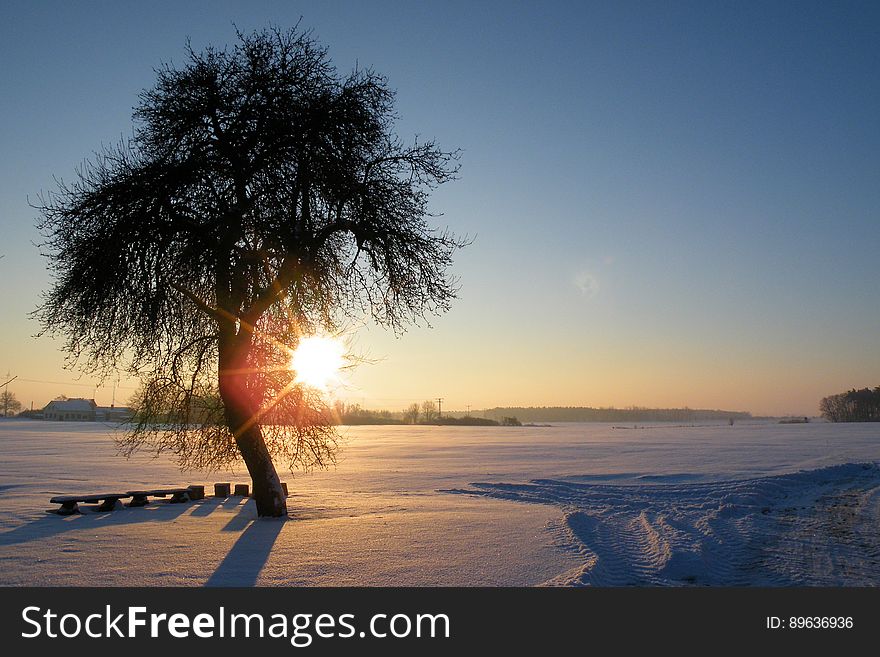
{"left": 43, "top": 398, "right": 134, "bottom": 422}
{"left": 43, "top": 398, "right": 97, "bottom": 421}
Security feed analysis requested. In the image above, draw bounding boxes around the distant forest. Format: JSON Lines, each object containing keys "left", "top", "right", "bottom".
{"left": 333, "top": 401, "right": 508, "bottom": 426}
{"left": 820, "top": 387, "right": 880, "bottom": 423}
{"left": 479, "top": 406, "right": 752, "bottom": 423}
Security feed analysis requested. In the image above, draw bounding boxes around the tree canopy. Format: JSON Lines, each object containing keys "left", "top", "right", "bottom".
{"left": 34, "top": 26, "right": 463, "bottom": 515}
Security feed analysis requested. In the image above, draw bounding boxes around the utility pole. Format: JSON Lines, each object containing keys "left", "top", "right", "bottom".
{"left": 1, "top": 373, "right": 18, "bottom": 417}
{"left": 436, "top": 397, "right": 444, "bottom": 420}
{"left": 466, "top": 405, "right": 471, "bottom": 417}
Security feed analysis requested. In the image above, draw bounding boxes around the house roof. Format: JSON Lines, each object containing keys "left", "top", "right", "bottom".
{"left": 43, "top": 398, "right": 97, "bottom": 412}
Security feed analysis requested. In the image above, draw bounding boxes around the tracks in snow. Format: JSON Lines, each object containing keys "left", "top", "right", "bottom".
{"left": 445, "top": 463, "right": 880, "bottom": 586}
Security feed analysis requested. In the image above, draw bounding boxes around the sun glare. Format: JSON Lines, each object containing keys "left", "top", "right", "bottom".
{"left": 290, "top": 335, "right": 346, "bottom": 390}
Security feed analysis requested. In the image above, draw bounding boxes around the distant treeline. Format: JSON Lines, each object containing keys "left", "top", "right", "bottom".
{"left": 130, "top": 395, "right": 512, "bottom": 427}
{"left": 479, "top": 406, "right": 752, "bottom": 423}
{"left": 820, "top": 387, "right": 880, "bottom": 423}
{"left": 333, "top": 402, "right": 506, "bottom": 426}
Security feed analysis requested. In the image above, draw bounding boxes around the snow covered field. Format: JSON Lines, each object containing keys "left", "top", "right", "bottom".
{"left": 1, "top": 419, "right": 879, "bottom": 586}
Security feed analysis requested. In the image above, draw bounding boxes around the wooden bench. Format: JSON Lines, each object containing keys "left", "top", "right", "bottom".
{"left": 125, "top": 488, "right": 190, "bottom": 507}
{"left": 49, "top": 493, "right": 130, "bottom": 515}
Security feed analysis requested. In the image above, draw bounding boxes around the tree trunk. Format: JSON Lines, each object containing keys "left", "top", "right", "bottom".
{"left": 231, "top": 416, "right": 287, "bottom": 517}
{"left": 218, "top": 329, "right": 288, "bottom": 518}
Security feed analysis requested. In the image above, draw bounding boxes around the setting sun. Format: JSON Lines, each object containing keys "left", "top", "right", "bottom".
{"left": 290, "top": 335, "right": 346, "bottom": 390}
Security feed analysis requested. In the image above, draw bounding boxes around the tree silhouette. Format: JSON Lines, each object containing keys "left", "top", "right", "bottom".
{"left": 420, "top": 399, "right": 437, "bottom": 423}
{"left": 820, "top": 387, "right": 880, "bottom": 422}
{"left": 34, "top": 27, "right": 463, "bottom": 516}
{"left": 1, "top": 390, "right": 22, "bottom": 417}
{"left": 403, "top": 402, "right": 420, "bottom": 424}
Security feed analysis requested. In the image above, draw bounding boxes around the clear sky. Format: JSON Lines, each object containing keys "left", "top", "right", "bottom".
{"left": 1, "top": 1, "right": 878, "bottom": 416}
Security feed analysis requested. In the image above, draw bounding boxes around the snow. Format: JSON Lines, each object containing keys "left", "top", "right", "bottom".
{"left": 1, "top": 419, "right": 879, "bottom": 586}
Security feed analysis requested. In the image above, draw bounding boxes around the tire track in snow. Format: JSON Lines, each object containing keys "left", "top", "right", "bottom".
{"left": 445, "top": 463, "right": 880, "bottom": 586}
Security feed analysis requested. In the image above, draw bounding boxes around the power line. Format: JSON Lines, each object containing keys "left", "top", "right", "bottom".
{"left": 15, "top": 377, "right": 137, "bottom": 390}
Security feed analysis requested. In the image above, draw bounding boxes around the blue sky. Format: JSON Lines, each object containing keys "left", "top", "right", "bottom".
{"left": 1, "top": 1, "right": 878, "bottom": 414}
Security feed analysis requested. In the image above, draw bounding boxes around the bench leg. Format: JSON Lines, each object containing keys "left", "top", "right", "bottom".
{"left": 97, "top": 498, "right": 120, "bottom": 512}
{"left": 57, "top": 501, "right": 79, "bottom": 515}
{"left": 169, "top": 491, "right": 190, "bottom": 503}
{"left": 127, "top": 495, "right": 149, "bottom": 507}
{"left": 187, "top": 485, "right": 205, "bottom": 500}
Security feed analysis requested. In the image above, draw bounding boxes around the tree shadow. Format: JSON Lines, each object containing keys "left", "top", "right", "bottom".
{"left": 188, "top": 496, "right": 245, "bottom": 518}
{"left": 205, "top": 514, "right": 286, "bottom": 586}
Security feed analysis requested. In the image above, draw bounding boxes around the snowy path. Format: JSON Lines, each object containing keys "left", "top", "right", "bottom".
{"left": 449, "top": 463, "right": 880, "bottom": 585}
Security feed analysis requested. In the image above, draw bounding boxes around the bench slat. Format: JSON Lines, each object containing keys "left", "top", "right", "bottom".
{"left": 50, "top": 493, "right": 130, "bottom": 504}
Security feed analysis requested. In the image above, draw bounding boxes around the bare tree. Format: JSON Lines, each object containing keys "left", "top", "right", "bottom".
{"left": 421, "top": 400, "right": 437, "bottom": 423}
{"left": 403, "top": 402, "right": 420, "bottom": 424}
{"left": 1, "top": 390, "right": 22, "bottom": 417}
{"left": 34, "top": 27, "right": 463, "bottom": 516}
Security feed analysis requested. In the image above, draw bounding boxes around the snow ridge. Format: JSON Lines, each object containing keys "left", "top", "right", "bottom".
{"left": 447, "top": 463, "right": 880, "bottom": 586}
